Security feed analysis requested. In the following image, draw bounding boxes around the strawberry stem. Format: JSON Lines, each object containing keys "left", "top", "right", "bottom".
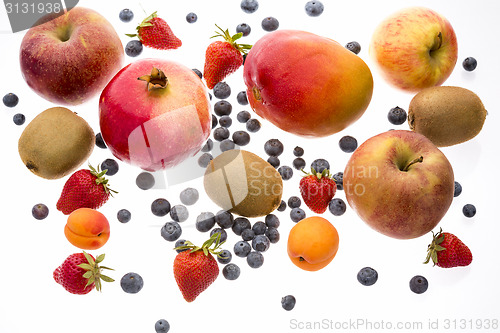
{"left": 174, "top": 232, "right": 226, "bottom": 259}
{"left": 211, "top": 24, "right": 252, "bottom": 55}
{"left": 78, "top": 251, "right": 114, "bottom": 292}
{"left": 424, "top": 228, "right": 446, "bottom": 265}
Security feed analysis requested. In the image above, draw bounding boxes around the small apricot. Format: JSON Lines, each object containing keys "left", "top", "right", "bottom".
{"left": 64, "top": 208, "right": 110, "bottom": 250}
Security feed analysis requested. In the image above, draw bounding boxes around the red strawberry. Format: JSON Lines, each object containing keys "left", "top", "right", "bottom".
{"left": 56, "top": 164, "right": 116, "bottom": 215}
{"left": 126, "top": 12, "right": 181, "bottom": 50}
{"left": 173, "top": 233, "right": 225, "bottom": 302}
{"left": 424, "top": 228, "right": 473, "bottom": 268}
{"left": 53, "top": 251, "right": 114, "bottom": 294}
{"left": 299, "top": 168, "right": 337, "bottom": 214}
{"left": 203, "top": 25, "right": 251, "bottom": 89}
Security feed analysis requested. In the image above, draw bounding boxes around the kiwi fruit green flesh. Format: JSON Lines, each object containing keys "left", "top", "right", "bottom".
{"left": 18, "top": 107, "right": 95, "bottom": 179}
{"left": 408, "top": 86, "right": 487, "bottom": 147}
{"left": 204, "top": 149, "right": 283, "bottom": 218}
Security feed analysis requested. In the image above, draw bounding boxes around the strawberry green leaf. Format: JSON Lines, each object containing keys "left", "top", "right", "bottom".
{"left": 78, "top": 263, "right": 93, "bottom": 271}
{"left": 82, "top": 271, "right": 93, "bottom": 279}
{"left": 100, "top": 275, "right": 115, "bottom": 283}
{"left": 85, "top": 276, "right": 95, "bottom": 288}
{"left": 95, "top": 254, "right": 105, "bottom": 264}
{"left": 99, "top": 266, "right": 114, "bottom": 271}
{"left": 434, "top": 245, "right": 446, "bottom": 251}
{"left": 83, "top": 251, "right": 95, "bottom": 266}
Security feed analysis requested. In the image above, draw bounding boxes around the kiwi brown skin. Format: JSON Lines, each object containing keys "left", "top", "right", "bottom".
{"left": 408, "top": 86, "right": 487, "bottom": 147}
{"left": 18, "top": 107, "right": 95, "bottom": 179}
{"left": 204, "top": 149, "right": 283, "bottom": 218}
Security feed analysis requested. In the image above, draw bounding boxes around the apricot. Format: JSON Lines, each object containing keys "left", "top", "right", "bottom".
{"left": 287, "top": 216, "right": 339, "bottom": 271}
{"left": 64, "top": 208, "right": 110, "bottom": 250}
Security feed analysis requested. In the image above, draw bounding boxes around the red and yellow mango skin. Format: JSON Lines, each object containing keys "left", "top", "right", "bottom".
{"left": 243, "top": 30, "right": 373, "bottom": 138}
{"left": 19, "top": 7, "right": 124, "bottom": 105}
{"left": 344, "top": 130, "right": 454, "bottom": 239}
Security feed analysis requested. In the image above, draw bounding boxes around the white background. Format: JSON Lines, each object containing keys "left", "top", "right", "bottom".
{"left": 1, "top": 0, "right": 499, "bottom": 332}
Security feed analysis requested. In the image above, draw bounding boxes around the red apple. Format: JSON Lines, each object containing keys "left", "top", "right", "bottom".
{"left": 19, "top": 7, "right": 124, "bottom": 105}
{"left": 99, "top": 59, "right": 211, "bottom": 171}
{"left": 344, "top": 130, "right": 454, "bottom": 239}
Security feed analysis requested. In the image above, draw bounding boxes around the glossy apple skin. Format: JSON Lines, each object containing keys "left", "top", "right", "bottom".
{"left": 243, "top": 30, "right": 373, "bottom": 138}
{"left": 99, "top": 59, "right": 212, "bottom": 171}
{"left": 344, "top": 130, "right": 454, "bottom": 239}
{"left": 19, "top": 7, "right": 124, "bottom": 105}
{"left": 369, "top": 7, "right": 458, "bottom": 92}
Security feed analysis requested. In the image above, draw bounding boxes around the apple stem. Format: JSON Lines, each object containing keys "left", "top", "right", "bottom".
{"left": 138, "top": 67, "right": 168, "bottom": 91}
{"left": 430, "top": 32, "right": 443, "bottom": 52}
{"left": 403, "top": 156, "right": 423, "bottom": 172}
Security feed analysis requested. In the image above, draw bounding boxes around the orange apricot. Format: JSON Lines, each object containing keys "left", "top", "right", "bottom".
{"left": 64, "top": 208, "right": 110, "bottom": 250}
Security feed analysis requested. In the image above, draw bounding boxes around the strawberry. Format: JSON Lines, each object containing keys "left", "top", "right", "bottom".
{"left": 53, "top": 251, "right": 114, "bottom": 294}
{"left": 56, "top": 164, "right": 116, "bottom": 215}
{"left": 173, "top": 232, "right": 226, "bottom": 302}
{"left": 424, "top": 228, "right": 473, "bottom": 268}
{"left": 299, "top": 167, "right": 337, "bottom": 214}
{"left": 126, "top": 12, "right": 181, "bottom": 50}
{"left": 203, "top": 25, "right": 251, "bottom": 89}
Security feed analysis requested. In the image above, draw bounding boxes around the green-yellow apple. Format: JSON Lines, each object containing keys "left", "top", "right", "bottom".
{"left": 369, "top": 7, "right": 458, "bottom": 92}
{"left": 20, "top": 7, "right": 124, "bottom": 105}
{"left": 344, "top": 130, "right": 454, "bottom": 239}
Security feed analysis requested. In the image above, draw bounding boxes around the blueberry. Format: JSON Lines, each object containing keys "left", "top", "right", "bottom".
{"left": 241, "top": 228, "right": 256, "bottom": 241}
{"left": 462, "top": 57, "right": 477, "bottom": 71}
{"left": 170, "top": 205, "right": 189, "bottom": 222}
{"left": 155, "top": 319, "right": 170, "bottom": 333}
{"left": 463, "top": 204, "right": 476, "bottom": 218}
{"left": 151, "top": 198, "right": 171, "bottom": 217}
{"left": 119, "top": 9, "right": 134, "bottom": 22}
{"left": 13, "top": 113, "right": 25, "bottom": 125}
{"left": 219, "top": 115, "right": 232, "bottom": 128}
{"left": 247, "top": 251, "right": 264, "bottom": 268}
{"left": 201, "top": 139, "right": 213, "bottom": 152}
{"left": 290, "top": 207, "right": 306, "bottom": 222}
{"left": 262, "top": 16, "right": 279, "bottom": 32}
{"left": 277, "top": 200, "right": 287, "bottom": 212}
{"left": 174, "top": 239, "right": 188, "bottom": 253}
{"left": 345, "top": 41, "right": 361, "bottom": 54}
{"left": 454, "top": 181, "right": 462, "bottom": 197}
{"left": 117, "top": 209, "right": 131, "bottom": 223}
{"left": 101, "top": 158, "right": 119, "bottom": 176}
{"left": 95, "top": 133, "right": 107, "bottom": 149}
{"left": 218, "top": 250, "right": 232, "bottom": 264}
{"left": 222, "top": 263, "right": 240, "bottom": 280}
{"left": 180, "top": 187, "right": 199, "bottom": 205}
{"left": 125, "top": 40, "right": 143, "bottom": 57}
{"left": 288, "top": 196, "right": 301, "bottom": 209}
{"left": 232, "top": 217, "right": 251, "bottom": 236}
{"left": 213, "top": 82, "right": 231, "bottom": 99}
{"left": 265, "top": 227, "right": 280, "bottom": 243}
{"left": 278, "top": 166, "right": 293, "bottom": 180}
{"left": 120, "top": 272, "right": 144, "bottom": 294}
{"left": 213, "top": 100, "right": 232, "bottom": 116}
{"left": 293, "top": 146, "right": 304, "bottom": 157}
{"left": 160, "top": 222, "right": 182, "bottom": 241}
{"left": 328, "top": 198, "right": 346, "bottom": 216}
{"left": 409, "top": 275, "right": 428, "bottom": 294}
{"left": 332, "top": 172, "right": 343, "bottom": 190}
{"left": 241, "top": 0, "right": 259, "bottom": 13}
{"left": 246, "top": 118, "right": 261, "bottom": 132}
{"left": 186, "top": 12, "right": 197, "bottom": 23}
{"left": 388, "top": 106, "right": 407, "bottom": 125}
{"left": 213, "top": 127, "right": 230, "bottom": 142}
{"left": 243, "top": 53, "right": 247, "bottom": 65}
{"left": 237, "top": 92, "right": 249, "bottom": 105}
{"left": 212, "top": 114, "right": 218, "bottom": 129}
{"left": 339, "top": 135, "right": 358, "bottom": 153}
{"left": 234, "top": 241, "right": 251, "bottom": 257}
{"left": 215, "top": 210, "right": 234, "bottom": 229}
{"left": 236, "top": 110, "right": 251, "bottom": 123}
{"left": 293, "top": 157, "right": 306, "bottom": 170}
{"left": 267, "top": 156, "right": 280, "bottom": 168}
{"left": 198, "top": 153, "right": 213, "bottom": 168}
{"left": 311, "top": 158, "right": 330, "bottom": 173}
{"left": 3, "top": 93, "right": 19, "bottom": 107}
{"left": 265, "top": 214, "right": 280, "bottom": 228}
{"left": 281, "top": 295, "right": 296, "bottom": 311}
{"left": 210, "top": 228, "right": 228, "bottom": 243}
{"left": 32, "top": 203, "right": 49, "bottom": 220}
{"left": 305, "top": 0, "right": 324, "bottom": 17}
{"left": 252, "top": 234, "right": 270, "bottom": 252}
{"left": 252, "top": 221, "right": 266, "bottom": 235}
{"left": 136, "top": 172, "right": 155, "bottom": 190}
{"left": 357, "top": 267, "right": 378, "bottom": 286}
{"left": 264, "top": 138, "right": 284, "bottom": 156}
{"left": 196, "top": 212, "right": 216, "bottom": 232}
{"left": 236, "top": 23, "right": 251, "bottom": 37}
{"left": 192, "top": 68, "right": 203, "bottom": 79}
{"left": 232, "top": 130, "right": 251, "bottom": 146}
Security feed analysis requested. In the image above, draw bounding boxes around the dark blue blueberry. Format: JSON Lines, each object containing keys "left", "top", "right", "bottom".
{"left": 213, "top": 100, "right": 232, "bottom": 116}
{"left": 198, "top": 153, "right": 213, "bottom": 168}
{"left": 252, "top": 221, "right": 267, "bottom": 235}
{"left": 247, "top": 251, "right": 264, "bottom": 268}
{"left": 201, "top": 138, "right": 213, "bottom": 152}
{"left": 220, "top": 139, "right": 236, "bottom": 152}
{"left": 13, "top": 113, "right": 25, "bottom": 125}
{"left": 241, "top": 228, "right": 256, "bottom": 241}
{"left": 267, "top": 156, "right": 280, "bottom": 168}
{"left": 329, "top": 198, "right": 346, "bottom": 216}
{"left": 311, "top": 158, "right": 330, "bottom": 173}
{"left": 339, "top": 135, "right": 358, "bottom": 153}
{"left": 305, "top": 0, "right": 324, "bottom": 17}
{"left": 281, "top": 295, "right": 296, "bottom": 310}
{"left": 222, "top": 263, "right": 240, "bottom": 280}
{"left": 136, "top": 172, "right": 155, "bottom": 190}
{"left": 246, "top": 118, "right": 261, "bottom": 132}
{"left": 262, "top": 16, "right": 279, "bottom": 31}
{"left": 237, "top": 91, "right": 249, "bottom": 105}
{"left": 462, "top": 57, "right": 477, "bottom": 71}
{"left": 151, "top": 198, "right": 171, "bottom": 217}
{"left": 292, "top": 157, "right": 306, "bottom": 170}
{"left": 155, "top": 319, "right": 170, "bottom": 333}
{"left": 125, "top": 40, "right": 143, "bottom": 57}
{"left": 120, "top": 272, "right": 144, "bottom": 294}
{"left": 332, "top": 172, "right": 343, "bottom": 190}
{"left": 210, "top": 228, "right": 228, "bottom": 243}
{"left": 265, "top": 214, "right": 280, "bottom": 228}
{"left": 174, "top": 239, "right": 188, "bottom": 253}
{"left": 288, "top": 196, "right": 301, "bottom": 208}
{"left": 213, "top": 127, "right": 230, "bottom": 142}
{"left": 290, "top": 207, "right": 306, "bottom": 222}
{"left": 215, "top": 210, "right": 234, "bottom": 229}
{"left": 32, "top": 203, "right": 49, "bottom": 220}
{"left": 234, "top": 240, "right": 252, "bottom": 257}
{"left": 345, "top": 41, "right": 361, "bottom": 54}
{"left": 241, "top": 0, "right": 259, "bottom": 13}
{"left": 219, "top": 115, "right": 232, "bottom": 128}
{"left": 463, "top": 204, "right": 476, "bottom": 218}
{"left": 409, "top": 275, "right": 428, "bottom": 294}
{"left": 213, "top": 82, "right": 231, "bottom": 99}
{"left": 119, "top": 9, "right": 134, "bottom": 22}
{"left": 278, "top": 166, "right": 293, "bottom": 180}
{"left": 277, "top": 200, "right": 287, "bottom": 212}
{"left": 454, "top": 181, "right": 462, "bottom": 197}
{"left": 117, "top": 209, "right": 131, "bottom": 223}
{"left": 160, "top": 222, "right": 182, "bottom": 241}
{"left": 293, "top": 146, "right": 304, "bottom": 157}
{"left": 186, "top": 12, "right": 197, "bottom": 23}
{"left": 264, "top": 138, "right": 284, "bottom": 156}
{"left": 232, "top": 217, "right": 251, "bottom": 236}
{"left": 232, "top": 130, "right": 251, "bottom": 146}
{"left": 3, "top": 93, "right": 19, "bottom": 107}
{"left": 180, "top": 187, "right": 199, "bottom": 205}
{"left": 236, "top": 23, "right": 251, "bottom": 37}
{"left": 101, "top": 158, "right": 119, "bottom": 176}
{"left": 192, "top": 68, "right": 202, "bottom": 79}
{"left": 196, "top": 212, "right": 216, "bottom": 232}
{"left": 357, "top": 267, "right": 378, "bottom": 286}
{"left": 170, "top": 205, "right": 189, "bottom": 222}
{"left": 265, "top": 227, "right": 280, "bottom": 243}
{"left": 218, "top": 250, "right": 232, "bottom": 264}
{"left": 388, "top": 106, "right": 407, "bottom": 125}
{"left": 252, "top": 234, "right": 270, "bottom": 252}
{"left": 236, "top": 110, "right": 251, "bottom": 122}
{"left": 95, "top": 133, "right": 107, "bottom": 149}
{"left": 212, "top": 114, "right": 218, "bottom": 129}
